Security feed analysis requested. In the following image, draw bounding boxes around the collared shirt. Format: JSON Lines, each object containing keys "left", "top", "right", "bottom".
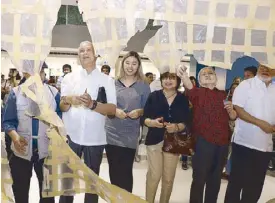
{"left": 56, "top": 76, "right": 64, "bottom": 89}
{"left": 187, "top": 87, "right": 230, "bottom": 146}
{"left": 61, "top": 68, "right": 116, "bottom": 146}
{"left": 232, "top": 76, "right": 275, "bottom": 152}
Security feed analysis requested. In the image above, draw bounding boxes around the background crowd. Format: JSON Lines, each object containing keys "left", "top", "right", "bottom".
{"left": 1, "top": 41, "right": 275, "bottom": 203}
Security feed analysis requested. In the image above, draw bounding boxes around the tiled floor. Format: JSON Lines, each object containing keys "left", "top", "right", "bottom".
{"left": 29, "top": 158, "right": 275, "bottom": 203}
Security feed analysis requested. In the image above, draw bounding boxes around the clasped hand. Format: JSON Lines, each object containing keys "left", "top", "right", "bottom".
{"left": 150, "top": 117, "right": 178, "bottom": 133}
{"left": 79, "top": 91, "right": 93, "bottom": 108}
{"left": 66, "top": 91, "right": 93, "bottom": 108}
{"left": 116, "top": 109, "right": 140, "bottom": 119}
{"left": 13, "top": 135, "right": 28, "bottom": 154}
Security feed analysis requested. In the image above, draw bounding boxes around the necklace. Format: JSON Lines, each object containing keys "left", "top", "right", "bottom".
{"left": 163, "top": 91, "right": 177, "bottom": 99}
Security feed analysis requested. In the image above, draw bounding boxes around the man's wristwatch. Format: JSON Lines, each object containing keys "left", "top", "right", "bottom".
{"left": 90, "top": 100, "right": 97, "bottom": 110}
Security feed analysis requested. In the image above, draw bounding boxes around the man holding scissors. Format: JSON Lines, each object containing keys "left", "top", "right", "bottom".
{"left": 225, "top": 64, "right": 275, "bottom": 203}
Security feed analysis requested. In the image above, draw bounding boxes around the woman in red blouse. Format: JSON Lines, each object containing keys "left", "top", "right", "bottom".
{"left": 177, "top": 65, "right": 237, "bottom": 203}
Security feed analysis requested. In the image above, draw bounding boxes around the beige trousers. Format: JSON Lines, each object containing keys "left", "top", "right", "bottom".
{"left": 146, "top": 142, "right": 179, "bottom": 203}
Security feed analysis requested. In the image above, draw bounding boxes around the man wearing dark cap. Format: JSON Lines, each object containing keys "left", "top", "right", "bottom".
{"left": 3, "top": 62, "right": 61, "bottom": 203}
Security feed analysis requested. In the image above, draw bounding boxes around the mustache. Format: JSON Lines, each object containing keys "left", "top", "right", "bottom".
{"left": 258, "top": 75, "right": 271, "bottom": 82}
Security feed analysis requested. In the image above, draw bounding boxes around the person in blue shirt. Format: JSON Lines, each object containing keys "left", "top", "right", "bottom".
{"left": 3, "top": 62, "right": 61, "bottom": 203}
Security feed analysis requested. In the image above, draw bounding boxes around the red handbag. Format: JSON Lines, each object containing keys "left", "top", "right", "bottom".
{"left": 162, "top": 127, "right": 195, "bottom": 156}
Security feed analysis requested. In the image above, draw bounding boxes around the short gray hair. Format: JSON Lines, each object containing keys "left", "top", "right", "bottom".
{"left": 197, "top": 66, "right": 217, "bottom": 86}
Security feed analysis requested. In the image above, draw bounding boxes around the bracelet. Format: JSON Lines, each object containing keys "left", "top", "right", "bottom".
{"left": 90, "top": 100, "right": 97, "bottom": 110}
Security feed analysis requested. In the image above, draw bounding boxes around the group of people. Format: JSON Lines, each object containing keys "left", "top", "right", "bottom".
{"left": 1, "top": 40, "right": 275, "bottom": 203}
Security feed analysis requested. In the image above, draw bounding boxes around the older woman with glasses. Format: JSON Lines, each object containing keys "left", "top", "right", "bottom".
{"left": 143, "top": 72, "right": 190, "bottom": 203}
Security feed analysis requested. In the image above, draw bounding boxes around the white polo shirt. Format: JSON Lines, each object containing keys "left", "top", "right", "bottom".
{"left": 56, "top": 76, "right": 64, "bottom": 89}
{"left": 232, "top": 76, "right": 275, "bottom": 152}
{"left": 61, "top": 68, "right": 116, "bottom": 146}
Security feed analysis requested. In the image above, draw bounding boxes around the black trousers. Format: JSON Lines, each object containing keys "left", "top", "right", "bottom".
{"left": 190, "top": 136, "right": 228, "bottom": 203}
{"left": 224, "top": 143, "right": 271, "bottom": 203}
{"left": 9, "top": 153, "right": 55, "bottom": 203}
{"left": 105, "top": 144, "right": 136, "bottom": 192}
{"left": 59, "top": 137, "right": 105, "bottom": 203}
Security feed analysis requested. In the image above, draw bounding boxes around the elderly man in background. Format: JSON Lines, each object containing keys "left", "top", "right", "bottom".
{"left": 59, "top": 41, "right": 116, "bottom": 203}
{"left": 177, "top": 65, "right": 237, "bottom": 203}
{"left": 225, "top": 64, "right": 275, "bottom": 203}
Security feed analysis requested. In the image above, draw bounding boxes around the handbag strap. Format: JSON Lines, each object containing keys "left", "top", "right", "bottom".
{"left": 175, "top": 124, "right": 180, "bottom": 133}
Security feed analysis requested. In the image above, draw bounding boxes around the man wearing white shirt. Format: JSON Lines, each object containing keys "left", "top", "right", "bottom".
{"left": 225, "top": 64, "right": 275, "bottom": 203}
{"left": 59, "top": 41, "right": 116, "bottom": 203}
{"left": 56, "top": 64, "right": 72, "bottom": 91}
